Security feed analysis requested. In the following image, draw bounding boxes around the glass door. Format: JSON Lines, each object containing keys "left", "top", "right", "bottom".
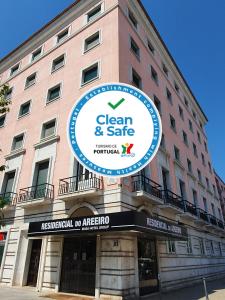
{"left": 138, "top": 238, "right": 159, "bottom": 295}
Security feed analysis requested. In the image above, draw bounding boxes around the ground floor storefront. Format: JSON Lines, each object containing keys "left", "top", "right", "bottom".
{"left": 1, "top": 211, "right": 225, "bottom": 299}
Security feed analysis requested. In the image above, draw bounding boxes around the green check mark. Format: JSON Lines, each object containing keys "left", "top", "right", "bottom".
{"left": 108, "top": 98, "right": 125, "bottom": 110}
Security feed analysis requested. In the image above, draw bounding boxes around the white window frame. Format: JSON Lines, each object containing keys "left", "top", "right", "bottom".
{"left": 0, "top": 114, "right": 6, "bottom": 128}
{"left": 85, "top": 2, "right": 104, "bottom": 25}
{"left": 46, "top": 83, "right": 62, "bottom": 104}
{"left": 25, "top": 72, "right": 37, "bottom": 89}
{"left": 83, "top": 30, "right": 102, "bottom": 54}
{"left": 11, "top": 132, "right": 25, "bottom": 152}
{"left": 18, "top": 100, "right": 32, "bottom": 119}
{"left": 40, "top": 118, "right": 57, "bottom": 140}
{"left": 55, "top": 26, "right": 71, "bottom": 45}
{"left": 9, "top": 62, "right": 21, "bottom": 78}
{"left": 30, "top": 45, "right": 44, "bottom": 63}
{"left": 80, "top": 61, "right": 101, "bottom": 87}
{"left": 51, "top": 53, "right": 66, "bottom": 73}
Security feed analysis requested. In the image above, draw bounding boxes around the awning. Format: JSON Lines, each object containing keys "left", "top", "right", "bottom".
{"left": 28, "top": 211, "right": 188, "bottom": 240}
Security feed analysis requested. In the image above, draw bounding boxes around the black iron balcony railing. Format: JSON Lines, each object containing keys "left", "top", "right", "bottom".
{"left": 163, "top": 190, "right": 184, "bottom": 210}
{"left": 58, "top": 174, "right": 102, "bottom": 195}
{"left": 197, "top": 208, "right": 209, "bottom": 222}
{"left": 217, "top": 219, "right": 224, "bottom": 229}
{"left": 207, "top": 214, "right": 218, "bottom": 226}
{"left": 18, "top": 183, "right": 54, "bottom": 202}
{"left": 0, "top": 192, "right": 17, "bottom": 206}
{"left": 183, "top": 200, "right": 198, "bottom": 216}
{"left": 131, "top": 174, "right": 162, "bottom": 199}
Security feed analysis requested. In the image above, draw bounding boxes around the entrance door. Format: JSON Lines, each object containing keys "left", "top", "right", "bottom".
{"left": 60, "top": 237, "right": 96, "bottom": 295}
{"left": 27, "top": 239, "right": 42, "bottom": 286}
{"left": 138, "top": 238, "right": 158, "bottom": 295}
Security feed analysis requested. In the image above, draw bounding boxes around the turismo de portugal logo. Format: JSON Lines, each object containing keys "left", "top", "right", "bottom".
{"left": 68, "top": 83, "right": 162, "bottom": 177}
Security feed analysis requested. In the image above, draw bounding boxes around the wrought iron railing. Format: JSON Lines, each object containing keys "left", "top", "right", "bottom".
{"left": 217, "top": 219, "right": 224, "bottom": 229}
{"left": 131, "top": 174, "right": 162, "bottom": 199}
{"left": 197, "top": 208, "right": 209, "bottom": 222}
{"left": 58, "top": 174, "right": 102, "bottom": 195}
{"left": 163, "top": 190, "right": 184, "bottom": 210}
{"left": 0, "top": 192, "right": 17, "bottom": 206}
{"left": 207, "top": 214, "right": 218, "bottom": 226}
{"left": 18, "top": 183, "right": 54, "bottom": 202}
{"left": 183, "top": 200, "right": 198, "bottom": 216}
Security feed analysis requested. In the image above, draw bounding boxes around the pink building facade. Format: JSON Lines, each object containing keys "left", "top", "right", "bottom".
{"left": 0, "top": 0, "right": 225, "bottom": 299}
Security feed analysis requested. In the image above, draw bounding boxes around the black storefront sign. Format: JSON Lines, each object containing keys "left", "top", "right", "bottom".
{"left": 28, "top": 211, "right": 187, "bottom": 240}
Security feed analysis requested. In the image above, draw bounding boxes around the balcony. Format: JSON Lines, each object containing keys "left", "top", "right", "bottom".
{"left": 131, "top": 174, "right": 163, "bottom": 204}
{"left": 0, "top": 192, "right": 17, "bottom": 209}
{"left": 195, "top": 208, "right": 209, "bottom": 225}
{"left": 217, "top": 219, "right": 224, "bottom": 230}
{"left": 58, "top": 175, "right": 103, "bottom": 201}
{"left": 207, "top": 214, "right": 218, "bottom": 226}
{"left": 181, "top": 200, "right": 198, "bottom": 220}
{"left": 160, "top": 190, "right": 184, "bottom": 213}
{"left": 17, "top": 183, "right": 54, "bottom": 208}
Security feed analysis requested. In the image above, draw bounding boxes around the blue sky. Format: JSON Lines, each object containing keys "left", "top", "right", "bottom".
{"left": 0, "top": 0, "right": 224, "bottom": 181}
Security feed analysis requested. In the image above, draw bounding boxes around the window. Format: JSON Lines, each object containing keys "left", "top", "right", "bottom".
{"left": 179, "top": 106, "right": 184, "bottom": 120}
{"left": 174, "top": 81, "right": 179, "bottom": 93}
{"left": 2, "top": 171, "right": 16, "bottom": 194}
{"left": 5, "top": 88, "right": 12, "bottom": 100}
{"left": 208, "top": 162, "right": 212, "bottom": 173}
{"left": 211, "top": 203, "right": 215, "bottom": 216}
{"left": 193, "top": 190, "right": 198, "bottom": 207}
{"left": 203, "top": 197, "right": 207, "bottom": 212}
{"left": 218, "top": 242, "right": 222, "bottom": 256}
{"left": 174, "top": 145, "right": 180, "bottom": 161}
{"left": 151, "top": 66, "right": 158, "bottom": 84}
{"left": 57, "top": 28, "right": 69, "bottom": 43}
{"left": 213, "top": 184, "right": 216, "bottom": 195}
{"left": 179, "top": 180, "right": 186, "bottom": 199}
{"left": 25, "top": 73, "right": 36, "bottom": 88}
{"left": 52, "top": 54, "right": 65, "bottom": 72}
{"left": 201, "top": 153, "right": 205, "bottom": 166}
{"left": 130, "top": 37, "right": 140, "bottom": 59}
{"left": 10, "top": 63, "right": 19, "bottom": 76}
{"left": 218, "top": 208, "right": 222, "bottom": 219}
{"left": 31, "top": 47, "right": 42, "bottom": 61}
{"left": 82, "top": 63, "right": 99, "bottom": 85}
{"left": 210, "top": 241, "right": 214, "bottom": 255}
{"left": 166, "top": 87, "right": 172, "bottom": 103}
{"left": 154, "top": 95, "right": 161, "bottom": 115}
{"left": 33, "top": 160, "right": 49, "bottom": 190}
{"left": 197, "top": 131, "right": 201, "bottom": 143}
{"left": 187, "top": 159, "right": 192, "bottom": 173}
{"left": 206, "top": 177, "right": 210, "bottom": 190}
{"left": 41, "top": 119, "right": 56, "bottom": 139}
{"left": 182, "top": 130, "right": 188, "bottom": 146}
{"left": 162, "top": 63, "right": 168, "bottom": 76}
{"left": 147, "top": 40, "right": 154, "bottom": 54}
{"left": 184, "top": 97, "right": 189, "bottom": 107}
{"left": 19, "top": 101, "right": 31, "bottom": 117}
{"left": 193, "top": 143, "right": 198, "bottom": 157}
{"left": 167, "top": 240, "right": 176, "bottom": 253}
{"left": 162, "top": 168, "right": 170, "bottom": 190}
{"left": 131, "top": 68, "right": 142, "bottom": 88}
{"left": 11, "top": 134, "right": 24, "bottom": 151}
{"left": 200, "top": 121, "right": 203, "bottom": 129}
{"left": 0, "top": 115, "right": 6, "bottom": 127}
{"left": 197, "top": 169, "right": 202, "bottom": 182}
{"left": 187, "top": 238, "right": 192, "bottom": 254}
{"left": 199, "top": 238, "right": 205, "bottom": 255}
{"left": 170, "top": 115, "right": 176, "bottom": 131}
{"left": 189, "top": 120, "right": 193, "bottom": 132}
{"left": 192, "top": 110, "right": 197, "bottom": 119}
{"left": 87, "top": 5, "right": 101, "bottom": 23}
{"left": 47, "top": 84, "right": 61, "bottom": 103}
{"left": 160, "top": 133, "right": 165, "bottom": 149}
{"left": 84, "top": 31, "right": 100, "bottom": 52}
{"left": 128, "top": 9, "right": 137, "bottom": 28}
{"left": 204, "top": 141, "right": 208, "bottom": 152}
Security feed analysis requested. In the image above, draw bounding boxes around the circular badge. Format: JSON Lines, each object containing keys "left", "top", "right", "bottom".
{"left": 68, "top": 83, "right": 162, "bottom": 177}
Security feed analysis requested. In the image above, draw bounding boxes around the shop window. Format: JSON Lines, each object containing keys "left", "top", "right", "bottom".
{"left": 167, "top": 240, "right": 176, "bottom": 253}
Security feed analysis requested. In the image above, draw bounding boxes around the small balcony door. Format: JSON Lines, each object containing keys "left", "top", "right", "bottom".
{"left": 33, "top": 161, "right": 49, "bottom": 198}
{"left": 72, "top": 160, "right": 93, "bottom": 191}
{"left": 2, "top": 171, "right": 16, "bottom": 203}
{"left": 161, "top": 168, "right": 170, "bottom": 190}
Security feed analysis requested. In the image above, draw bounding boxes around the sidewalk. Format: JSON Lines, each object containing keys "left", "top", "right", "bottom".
{"left": 149, "top": 277, "right": 225, "bottom": 300}
{"left": 1, "top": 278, "right": 225, "bottom": 300}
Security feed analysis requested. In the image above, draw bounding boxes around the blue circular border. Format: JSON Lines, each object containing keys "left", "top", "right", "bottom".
{"left": 68, "top": 83, "right": 162, "bottom": 177}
